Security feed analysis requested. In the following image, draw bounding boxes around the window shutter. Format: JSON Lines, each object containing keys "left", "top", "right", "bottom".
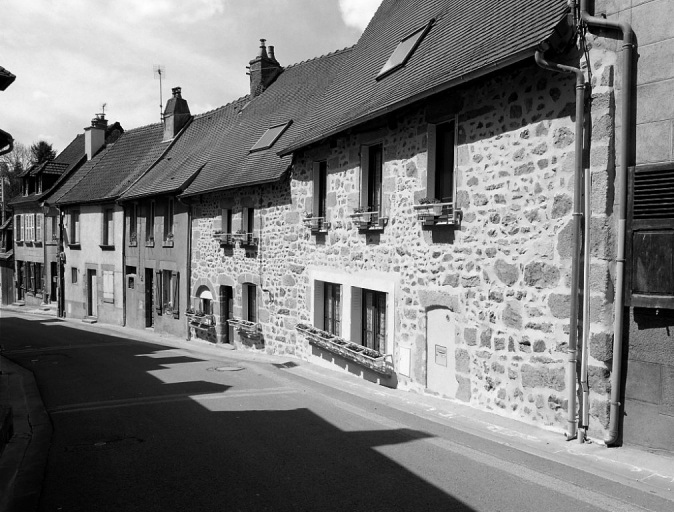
{"left": 350, "top": 287, "right": 362, "bottom": 343}
{"left": 360, "top": 146, "right": 369, "bottom": 208}
{"left": 627, "top": 165, "right": 674, "bottom": 308}
{"left": 172, "top": 271, "right": 179, "bottom": 316}
{"left": 155, "top": 270, "right": 162, "bottom": 314}
{"left": 313, "top": 280, "right": 325, "bottom": 329}
{"left": 36, "top": 214, "right": 42, "bottom": 242}
{"left": 242, "top": 284, "right": 249, "bottom": 320}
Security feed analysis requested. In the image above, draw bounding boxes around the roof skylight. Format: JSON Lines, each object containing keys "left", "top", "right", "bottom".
{"left": 250, "top": 121, "right": 292, "bottom": 152}
{"left": 376, "top": 21, "right": 433, "bottom": 80}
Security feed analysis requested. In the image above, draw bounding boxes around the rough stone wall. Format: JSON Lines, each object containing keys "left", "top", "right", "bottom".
{"left": 286, "top": 61, "right": 616, "bottom": 435}
{"left": 189, "top": 59, "right": 617, "bottom": 436}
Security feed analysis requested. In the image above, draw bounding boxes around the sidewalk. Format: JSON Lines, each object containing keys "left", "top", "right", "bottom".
{"left": 1, "top": 305, "right": 673, "bottom": 511}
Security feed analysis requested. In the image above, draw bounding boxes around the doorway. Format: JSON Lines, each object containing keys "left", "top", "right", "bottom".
{"left": 426, "top": 307, "right": 457, "bottom": 398}
{"left": 87, "top": 269, "right": 98, "bottom": 317}
{"left": 145, "top": 268, "right": 154, "bottom": 327}
{"left": 219, "top": 285, "right": 234, "bottom": 343}
{"left": 50, "top": 262, "right": 57, "bottom": 302}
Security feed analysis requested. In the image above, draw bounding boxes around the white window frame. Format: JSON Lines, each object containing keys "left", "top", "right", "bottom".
{"left": 70, "top": 210, "right": 80, "bottom": 245}
{"left": 36, "top": 214, "right": 42, "bottom": 243}
{"left": 309, "top": 268, "right": 397, "bottom": 355}
{"left": 102, "top": 208, "right": 114, "bottom": 246}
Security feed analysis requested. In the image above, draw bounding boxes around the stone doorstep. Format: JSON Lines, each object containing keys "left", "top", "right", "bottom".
{"left": 82, "top": 316, "right": 98, "bottom": 324}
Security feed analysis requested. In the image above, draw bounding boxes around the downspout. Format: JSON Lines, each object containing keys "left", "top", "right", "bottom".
{"left": 122, "top": 204, "right": 127, "bottom": 326}
{"left": 579, "top": 0, "right": 635, "bottom": 447}
{"left": 579, "top": 136, "right": 592, "bottom": 442}
{"left": 534, "top": 49, "right": 586, "bottom": 441}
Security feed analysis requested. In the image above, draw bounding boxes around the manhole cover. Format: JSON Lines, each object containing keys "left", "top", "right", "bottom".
{"left": 207, "top": 366, "right": 245, "bottom": 372}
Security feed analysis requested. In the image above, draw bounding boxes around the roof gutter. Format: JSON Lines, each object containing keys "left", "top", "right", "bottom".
{"left": 579, "top": 0, "right": 635, "bottom": 448}
{"left": 278, "top": 47, "right": 543, "bottom": 157}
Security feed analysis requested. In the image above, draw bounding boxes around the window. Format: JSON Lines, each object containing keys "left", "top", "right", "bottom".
{"left": 15, "top": 215, "right": 22, "bottom": 242}
{"left": 311, "top": 161, "right": 329, "bottom": 231}
{"left": 25, "top": 214, "right": 34, "bottom": 242}
{"left": 626, "top": 164, "right": 674, "bottom": 308}
{"left": 376, "top": 21, "right": 433, "bottom": 80}
{"left": 26, "top": 262, "right": 33, "bottom": 293}
{"left": 362, "top": 289, "right": 386, "bottom": 352}
{"left": 102, "top": 270, "right": 114, "bottom": 303}
{"left": 361, "top": 144, "right": 383, "bottom": 213}
{"left": 164, "top": 198, "right": 174, "bottom": 242}
{"left": 129, "top": 204, "right": 138, "bottom": 244}
{"left": 428, "top": 119, "right": 457, "bottom": 203}
{"left": 69, "top": 211, "right": 80, "bottom": 245}
{"left": 243, "top": 283, "right": 257, "bottom": 323}
{"left": 161, "top": 270, "right": 180, "bottom": 316}
{"left": 325, "top": 283, "right": 341, "bottom": 335}
{"left": 48, "top": 215, "right": 57, "bottom": 242}
{"left": 102, "top": 208, "right": 114, "bottom": 246}
{"left": 35, "top": 214, "right": 42, "bottom": 243}
{"left": 127, "top": 266, "right": 136, "bottom": 289}
{"left": 71, "top": 267, "right": 78, "bottom": 284}
{"left": 197, "top": 287, "right": 213, "bottom": 315}
{"left": 250, "top": 121, "right": 292, "bottom": 152}
{"left": 243, "top": 207, "right": 255, "bottom": 234}
{"left": 146, "top": 201, "right": 155, "bottom": 244}
{"left": 221, "top": 208, "right": 232, "bottom": 234}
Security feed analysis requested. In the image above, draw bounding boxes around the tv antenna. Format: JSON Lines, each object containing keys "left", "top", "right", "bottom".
{"left": 98, "top": 102, "right": 107, "bottom": 117}
{"left": 153, "top": 65, "right": 166, "bottom": 122}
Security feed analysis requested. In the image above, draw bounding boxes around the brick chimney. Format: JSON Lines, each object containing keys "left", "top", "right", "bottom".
{"left": 163, "top": 86, "right": 191, "bottom": 141}
{"left": 84, "top": 114, "right": 108, "bottom": 160}
{"left": 248, "top": 39, "right": 282, "bottom": 97}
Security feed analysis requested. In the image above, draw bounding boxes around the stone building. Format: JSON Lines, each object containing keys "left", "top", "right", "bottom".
{"left": 181, "top": 42, "right": 352, "bottom": 348}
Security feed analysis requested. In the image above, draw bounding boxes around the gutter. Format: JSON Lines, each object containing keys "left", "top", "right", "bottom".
{"left": 579, "top": 0, "right": 635, "bottom": 447}
{"left": 534, "top": 49, "right": 586, "bottom": 442}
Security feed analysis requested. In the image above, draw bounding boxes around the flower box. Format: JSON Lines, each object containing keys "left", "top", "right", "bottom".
{"left": 413, "top": 202, "right": 461, "bottom": 225}
{"left": 303, "top": 216, "right": 330, "bottom": 233}
{"left": 228, "top": 317, "right": 262, "bottom": 339}
{"left": 349, "top": 210, "right": 387, "bottom": 231}
{"left": 213, "top": 231, "right": 234, "bottom": 246}
{"left": 296, "top": 325, "right": 392, "bottom": 375}
{"left": 241, "top": 233, "right": 259, "bottom": 247}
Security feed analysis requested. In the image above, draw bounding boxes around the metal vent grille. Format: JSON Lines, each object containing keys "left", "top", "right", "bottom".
{"left": 633, "top": 168, "right": 674, "bottom": 219}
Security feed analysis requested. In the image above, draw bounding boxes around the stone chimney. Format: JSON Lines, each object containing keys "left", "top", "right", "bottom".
{"left": 84, "top": 114, "right": 108, "bottom": 160}
{"left": 248, "top": 39, "right": 282, "bottom": 97}
{"left": 163, "top": 86, "right": 191, "bottom": 141}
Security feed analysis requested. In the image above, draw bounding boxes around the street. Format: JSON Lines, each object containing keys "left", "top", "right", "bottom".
{"left": 1, "top": 310, "right": 673, "bottom": 512}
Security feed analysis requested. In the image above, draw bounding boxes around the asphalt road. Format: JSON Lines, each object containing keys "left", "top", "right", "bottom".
{"left": 1, "top": 311, "right": 673, "bottom": 512}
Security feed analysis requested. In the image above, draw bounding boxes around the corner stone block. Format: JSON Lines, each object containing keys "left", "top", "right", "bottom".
{"left": 455, "top": 375, "right": 471, "bottom": 402}
{"left": 548, "top": 293, "right": 571, "bottom": 319}
{"left": 524, "top": 261, "right": 560, "bottom": 289}
{"left": 590, "top": 332, "right": 613, "bottom": 362}
{"left": 455, "top": 348, "right": 470, "bottom": 373}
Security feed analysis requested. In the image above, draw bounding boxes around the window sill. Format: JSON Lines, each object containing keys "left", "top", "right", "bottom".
{"left": 145, "top": 240, "right": 155, "bottom": 247}
{"left": 162, "top": 239, "right": 174, "bottom": 248}
{"left": 99, "top": 244, "right": 115, "bottom": 251}
{"left": 68, "top": 243, "right": 81, "bottom": 249}
{"left": 129, "top": 240, "right": 138, "bottom": 247}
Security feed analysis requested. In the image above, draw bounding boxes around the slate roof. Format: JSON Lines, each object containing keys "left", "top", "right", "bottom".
{"left": 51, "top": 123, "right": 166, "bottom": 206}
{"left": 279, "top": 0, "right": 570, "bottom": 155}
{"left": 181, "top": 46, "right": 353, "bottom": 197}
{"left": 120, "top": 97, "right": 248, "bottom": 201}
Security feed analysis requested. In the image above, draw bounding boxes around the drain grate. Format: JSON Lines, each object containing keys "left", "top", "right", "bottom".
{"left": 66, "top": 437, "right": 143, "bottom": 452}
{"left": 207, "top": 366, "right": 245, "bottom": 372}
{"left": 272, "top": 361, "right": 299, "bottom": 369}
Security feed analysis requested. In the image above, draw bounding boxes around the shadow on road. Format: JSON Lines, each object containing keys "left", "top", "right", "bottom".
{"left": 2, "top": 314, "right": 477, "bottom": 512}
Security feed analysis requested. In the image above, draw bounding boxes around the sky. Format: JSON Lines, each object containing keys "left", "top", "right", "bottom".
{"left": 1, "top": 0, "right": 383, "bottom": 153}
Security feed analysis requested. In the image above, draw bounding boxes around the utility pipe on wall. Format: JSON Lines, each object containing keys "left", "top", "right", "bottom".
{"left": 579, "top": 0, "right": 635, "bottom": 447}
{"left": 534, "top": 49, "right": 586, "bottom": 441}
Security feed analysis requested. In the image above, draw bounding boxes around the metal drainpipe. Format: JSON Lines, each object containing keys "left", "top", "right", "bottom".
{"left": 534, "top": 49, "right": 586, "bottom": 441}
{"left": 580, "top": 136, "right": 592, "bottom": 442}
{"left": 579, "top": 0, "right": 635, "bottom": 447}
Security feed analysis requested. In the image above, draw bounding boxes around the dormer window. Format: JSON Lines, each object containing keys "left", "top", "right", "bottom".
{"left": 250, "top": 121, "right": 292, "bottom": 152}
{"left": 376, "top": 20, "right": 433, "bottom": 80}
